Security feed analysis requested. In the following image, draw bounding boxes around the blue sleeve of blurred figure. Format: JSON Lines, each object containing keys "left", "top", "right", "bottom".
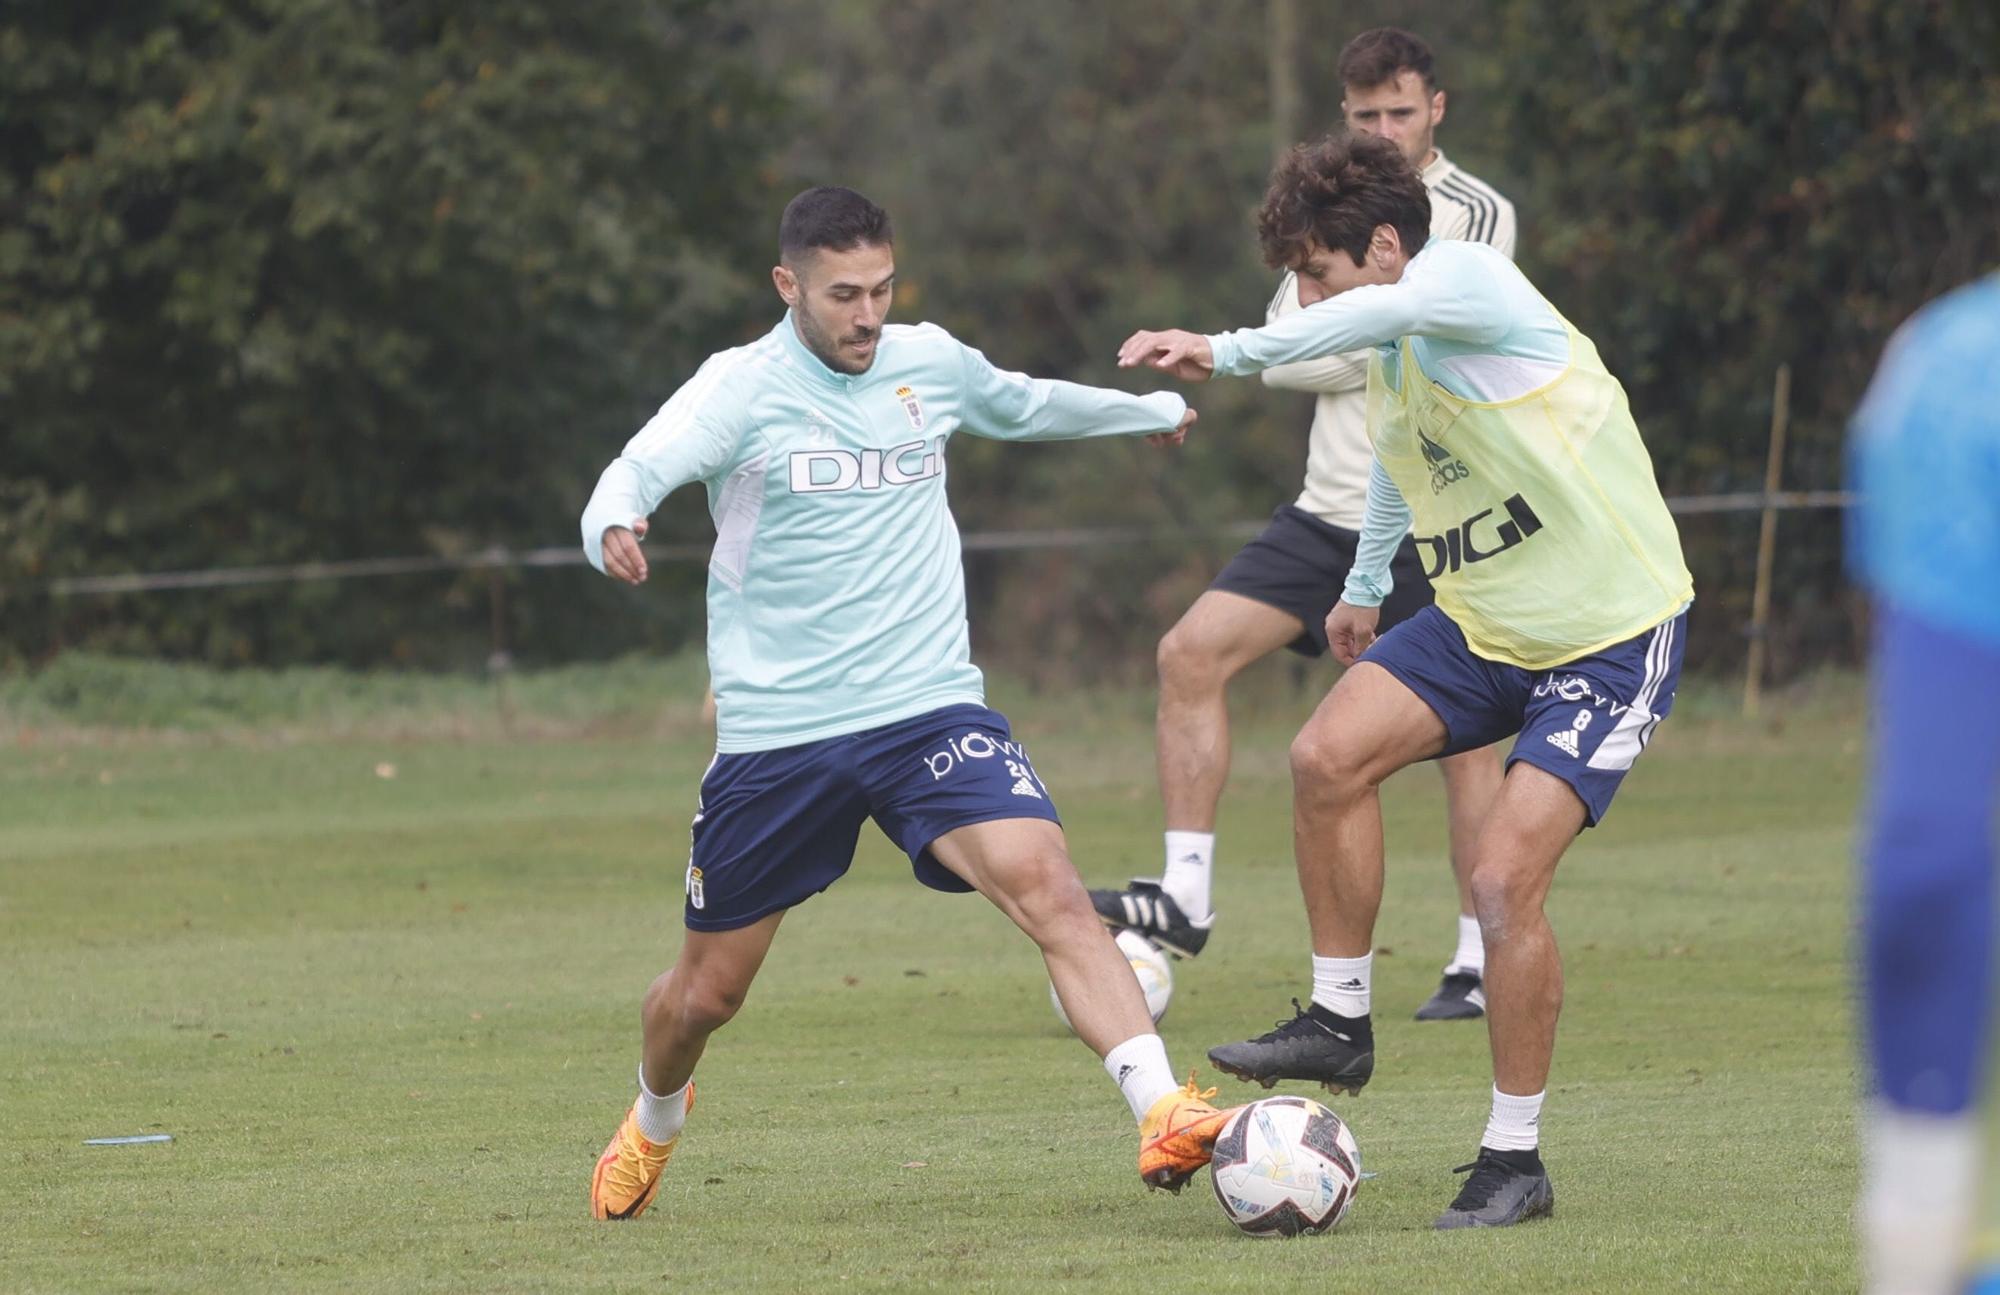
{"left": 1852, "top": 274, "right": 2000, "bottom": 1117}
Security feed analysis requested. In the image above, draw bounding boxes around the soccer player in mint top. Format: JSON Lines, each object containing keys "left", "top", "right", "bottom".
{"left": 1093, "top": 27, "right": 1516, "bottom": 1028}
{"left": 1119, "top": 134, "right": 1692, "bottom": 1228}
{"left": 579, "top": 186, "right": 1236, "bottom": 1221}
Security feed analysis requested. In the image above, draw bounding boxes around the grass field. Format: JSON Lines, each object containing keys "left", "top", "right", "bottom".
{"left": 0, "top": 659, "right": 1863, "bottom": 1292}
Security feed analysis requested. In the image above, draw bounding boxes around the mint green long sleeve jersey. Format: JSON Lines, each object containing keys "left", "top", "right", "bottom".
{"left": 580, "top": 313, "right": 1188, "bottom": 753}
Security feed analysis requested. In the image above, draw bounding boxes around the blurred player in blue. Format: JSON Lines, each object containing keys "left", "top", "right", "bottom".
{"left": 1850, "top": 272, "right": 2000, "bottom": 1294}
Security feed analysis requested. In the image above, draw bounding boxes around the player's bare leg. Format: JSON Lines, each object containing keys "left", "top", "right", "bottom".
{"left": 1433, "top": 761, "right": 1579, "bottom": 1230}
{"left": 640, "top": 913, "right": 785, "bottom": 1096}
{"left": 928, "top": 817, "right": 1241, "bottom": 1191}
{"left": 1208, "top": 663, "right": 1442, "bottom": 1091}
{"left": 1417, "top": 745, "right": 1505, "bottom": 1020}
{"left": 931, "top": 818, "right": 1155, "bottom": 1055}
{"left": 1095, "top": 592, "right": 1302, "bottom": 956}
{"left": 1466, "top": 764, "right": 1581, "bottom": 1099}
{"left": 592, "top": 914, "right": 783, "bottom": 1220}
{"left": 1291, "top": 664, "right": 1447, "bottom": 957}
{"left": 1155, "top": 591, "right": 1308, "bottom": 836}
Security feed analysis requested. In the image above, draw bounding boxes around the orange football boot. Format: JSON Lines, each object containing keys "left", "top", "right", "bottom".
{"left": 590, "top": 1082, "right": 695, "bottom": 1220}
{"left": 1139, "top": 1074, "right": 1240, "bottom": 1192}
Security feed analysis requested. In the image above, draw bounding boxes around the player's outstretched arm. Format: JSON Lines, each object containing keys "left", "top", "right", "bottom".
{"left": 1204, "top": 245, "right": 1512, "bottom": 379}
{"left": 1260, "top": 272, "right": 1370, "bottom": 395}
{"left": 953, "top": 339, "right": 1192, "bottom": 445}
{"left": 1116, "top": 330, "right": 1214, "bottom": 383}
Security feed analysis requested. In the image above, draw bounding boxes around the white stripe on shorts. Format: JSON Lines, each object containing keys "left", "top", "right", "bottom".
{"left": 1587, "top": 618, "right": 1675, "bottom": 772}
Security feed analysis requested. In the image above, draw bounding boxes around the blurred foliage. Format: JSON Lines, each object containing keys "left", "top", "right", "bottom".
{"left": 2, "top": 0, "right": 781, "bottom": 665}
{"left": 5, "top": 1, "right": 1995, "bottom": 679}
{"left": 1465, "top": 0, "right": 2000, "bottom": 678}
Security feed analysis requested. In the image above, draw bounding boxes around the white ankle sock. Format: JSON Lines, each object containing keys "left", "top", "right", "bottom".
{"left": 633, "top": 1065, "right": 691, "bottom": 1143}
{"left": 1160, "top": 831, "right": 1214, "bottom": 920}
{"left": 1310, "top": 953, "right": 1371, "bottom": 1017}
{"left": 1481, "top": 1086, "right": 1544, "bottom": 1152}
{"left": 1104, "top": 1033, "right": 1179, "bottom": 1123}
{"left": 1448, "top": 914, "right": 1485, "bottom": 976}
{"left": 1861, "top": 1101, "right": 1980, "bottom": 1295}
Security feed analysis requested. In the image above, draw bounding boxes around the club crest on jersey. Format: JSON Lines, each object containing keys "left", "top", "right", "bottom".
{"left": 895, "top": 385, "right": 925, "bottom": 431}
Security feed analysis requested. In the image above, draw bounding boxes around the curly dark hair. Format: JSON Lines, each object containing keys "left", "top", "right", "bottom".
{"left": 1255, "top": 132, "right": 1431, "bottom": 270}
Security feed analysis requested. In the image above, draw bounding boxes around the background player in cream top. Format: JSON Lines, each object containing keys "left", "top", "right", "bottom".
{"left": 1092, "top": 28, "right": 1519, "bottom": 1027}
{"left": 580, "top": 186, "right": 1238, "bottom": 1222}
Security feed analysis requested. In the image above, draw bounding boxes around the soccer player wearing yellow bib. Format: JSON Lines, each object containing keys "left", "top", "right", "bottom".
{"left": 1119, "top": 133, "right": 1693, "bottom": 1229}
{"left": 1092, "top": 27, "right": 1516, "bottom": 1029}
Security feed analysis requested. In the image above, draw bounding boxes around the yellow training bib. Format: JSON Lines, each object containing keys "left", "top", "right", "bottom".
{"left": 1366, "top": 315, "right": 1693, "bottom": 669}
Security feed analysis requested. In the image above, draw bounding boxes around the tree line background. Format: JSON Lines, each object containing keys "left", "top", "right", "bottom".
{"left": 5, "top": 0, "right": 1996, "bottom": 682}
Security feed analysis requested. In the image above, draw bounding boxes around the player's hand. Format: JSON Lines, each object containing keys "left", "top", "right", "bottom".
{"left": 1145, "top": 407, "right": 1198, "bottom": 448}
{"left": 1118, "top": 330, "right": 1214, "bottom": 382}
{"left": 600, "top": 519, "right": 650, "bottom": 585}
{"left": 1325, "top": 599, "right": 1381, "bottom": 666}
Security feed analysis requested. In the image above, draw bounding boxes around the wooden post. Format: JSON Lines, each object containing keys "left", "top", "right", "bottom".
{"left": 1268, "top": 0, "right": 1301, "bottom": 161}
{"left": 1743, "top": 365, "right": 1791, "bottom": 718}
{"left": 487, "top": 554, "right": 514, "bottom": 733}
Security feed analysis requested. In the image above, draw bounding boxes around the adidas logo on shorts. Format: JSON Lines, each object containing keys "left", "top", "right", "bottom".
{"left": 1010, "top": 776, "right": 1042, "bottom": 798}
{"left": 1546, "top": 728, "right": 1581, "bottom": 758}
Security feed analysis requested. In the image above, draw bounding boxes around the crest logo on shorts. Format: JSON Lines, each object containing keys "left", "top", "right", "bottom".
{"left": 895, "top": 385, "right": 925, "bottom": 432}
{"left": 687, "top": 864, "right": 705, "bottom": 910}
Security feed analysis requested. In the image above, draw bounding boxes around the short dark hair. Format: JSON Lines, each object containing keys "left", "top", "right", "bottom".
{"left": 1337, "top": 27, "right": 1437, "bottom": 92}
{"left": 1255, "top": 132, "right": 1431, "bottom": 270}
{"left": 778, "top": 186, "right": 893, "bottom": 262}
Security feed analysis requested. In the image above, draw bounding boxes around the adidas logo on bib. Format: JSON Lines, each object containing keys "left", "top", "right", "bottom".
{"left": 1546, "top": 729, "right": 1580, "bottom": 758}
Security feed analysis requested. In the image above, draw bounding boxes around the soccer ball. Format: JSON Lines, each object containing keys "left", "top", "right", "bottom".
{"left": 1049, "top": 929, "right": 1173, "bottom": 1030}
{"left": 1209, "top": 1095, "right": 1362, "bottom": 1237}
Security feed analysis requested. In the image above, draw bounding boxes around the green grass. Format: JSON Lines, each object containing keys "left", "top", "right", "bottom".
{"left": 0, "top": 664, "right": 1862, "bottom": 1292}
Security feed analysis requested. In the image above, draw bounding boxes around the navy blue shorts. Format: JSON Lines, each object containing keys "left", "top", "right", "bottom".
{"left": 1362, "top": 606, "right": 1688, "bottom": 827}
{"left": 682, "top": 704, "right": 1061, "bottom": 931}
{"left": 1210, "top": 506, "right": 1435, "bottom": 657}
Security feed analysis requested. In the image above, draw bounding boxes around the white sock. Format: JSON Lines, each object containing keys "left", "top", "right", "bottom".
{"left": 1160, "top": 831, "right": 1214, "bottom": 920}
{"left": 1310, "top": 953, "right": 1371, "bottom": 1018}
{"left": 633, "top": 1065, "right": 691, "bottom": 1143}
{"left": 1860, "top": 1101, "right": 1980, "bottom": 1295}
{"left": 1481, "top": 1086, "right": 1544, "bottom": 1152}
{"left": 1447, "top": 913, "right": 1485, "bottom": 977}
{"left": 1105, "top": 1033, "right": 1179, "bottom": 1124}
